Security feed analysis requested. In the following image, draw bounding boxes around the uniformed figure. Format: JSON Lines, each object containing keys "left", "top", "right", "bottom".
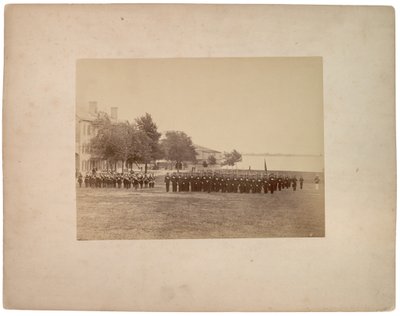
{"left": 268, "top": 174, "right": 275, "bottom": 194}
{"left": 314, "top": 175, "right": 320, "bottom": 190}
{"left": 138, "top": 173, "right": 144, "bottom": 189}
{"left": 256, "top": 177, "right": 262, "bottom": 193}
{"left": 277, "top": 176, "right": 283, "bottom": 191}
{"left": 171, "top": 173, "right": 178, "bottom": 192}
{"left": 133, "top": 174, "right": 139, "bottom": 190}
{"left": 165, "top": 173, "right": 171, "bottom": 192}
{"left": 292, "top": 176, "right": 298, "bottom": 191}
{"left": 202, "top": 174, "right": 207, "bottom": 192}
{"left": 251, "top": 177, "right": 257, "bottom": 193}
{"left": 284, "top": 176, "right": 290, "bottom": 189}
{"left": 219, "top": 175, "right": 224, "bottom": 192}
{"left": 177, "top": 174, "right": 182, "bottom": 192}
{"left": 207, "top": 175, "right": 212, "bottom": 193}
{"left": 213, "top": 175, "right": 219, "bottom": 192}
{"left": 149, "top": 174, "right": 155, "bottom": 188}
{"left": 263, "top": 176, "right": 269, "bottom": 193}
{"left": 239, "top": 176, "right": 245, "bottom": 193}
{"left": 194, "top": 174, "right": 202, "bottom": 192}
{"left": 78, "top": 174, "right": 83, "bottom": 187}
{"left": 189, "top": 174, "right": 195, "bottom": 192}
{"left": 182, "top": 174, "right": 188, "bottom": 192}
{"left": 232, "top": 177, "right": 239, "bottom": 193}
{"left": 84, "top": 174, "right": 90, "bottom": 187}
{"left": 144, "top": 174, "right": 149, "bottom": 188}
{"left": 299, "top": 176, "right": 304, "bottom": 189}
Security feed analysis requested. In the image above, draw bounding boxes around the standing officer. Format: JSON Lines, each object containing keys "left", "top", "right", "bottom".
{"left": 299, "top": 176, "right": 304, "bottom": 189}
{"left": 171, "top": 173, "right": 178, "bottom": 192}
{"left": 277, "top": 175, "right": 282, "bottom": 191}
{"left": 268, "top": 174, "right": 275, "bottom": 194}
{"left": 182, "top": 174, "right": 189, "bottom": 192}
{"left": 177, "top": 174, "right": 182, "bottom": 192}
{"left": 195, "top": 173, "right": 201, "bottom": 192}
{"left": 189, "top": 174, "right": 195, "bottom": 192}
{"left": 314, "top": 175, "right": 320, "bottom": 190}
{"left": 220, "top": 175, "right": 226, "bottom": 193}
{"left": 239, "top": 176, "right": 244, "bottom": 193}
{"left": 292, "top": 176, "right": 298, "bottom": 191}
{"left": 144, "top": 174, "right": 149, "bottom": 188}
{"left": 202, "top": 173, "right": 208, "bottom": 192}
{"left": 138, "top": 173, "right": 144, "bottom": 189}
{"left": 232, "top": 176, "right": 239, "bottom": 193}
{"left": 251, "top": 176, "right": 257, "bottom": 194}
{"left": 263, "top": 176, "right": 269, "bottom": 194}
{"left": 207, "top": 174, "right": 213, "bottom": 193}
{"left": 284, "top": 176, "right": 290, "bottom": 189}
{"left": 77, "top": 173, "right": 83, "bottom": 187}
{"left": 256, "top": 176, "right": 263, "bottom": 193}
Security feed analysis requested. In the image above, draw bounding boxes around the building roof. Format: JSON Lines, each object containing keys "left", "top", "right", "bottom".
{"left": 194, "top": 145, "right": 221, "bottom": 154}
{"left": 76, "top": 112, "right": 98, "bottom": 122}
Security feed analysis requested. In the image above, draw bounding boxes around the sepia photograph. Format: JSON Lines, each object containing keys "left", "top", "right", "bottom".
{"left": 3, "top": 3, "right": 395, "bottom": 311}
{"left": 76, "top": 57, "right": 324, "bottom": 240}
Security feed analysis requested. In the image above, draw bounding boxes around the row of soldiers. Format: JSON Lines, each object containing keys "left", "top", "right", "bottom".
{"left": 77, "top": 172, "right": 156, "bottom": 189}
{"left": 164, "top": 172, "right": 304, "bottom": 194}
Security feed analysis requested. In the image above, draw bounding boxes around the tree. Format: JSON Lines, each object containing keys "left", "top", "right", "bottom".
{"left": 135, "top": 113, "right": 162, "bottom": 173}
{"left": 161, "top": 131, "right": 197, "bottom": 172}
{"left": 207, "top": 155, "right": 217, "bottom": 165}
{"left": 222, "top": 149, "right": 242, "bottom": 167}
{"left": 126, "top": 128, "right": 152, "bottom": 170}
{"left": 90, "top": 113, "right": 120, "bottom": 170}
{"left": 202, "top": 161, "right": 208, "bottom": 168}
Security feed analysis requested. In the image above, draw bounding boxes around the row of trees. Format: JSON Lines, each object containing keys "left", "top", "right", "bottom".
{"left": 89, "top": 112, "right": 242, "bottom": 172}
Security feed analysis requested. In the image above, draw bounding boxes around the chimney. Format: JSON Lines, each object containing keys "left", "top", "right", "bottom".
{"left": 89, "top": 101, "right": 98, "bottom": 115}
{"left": 111, "top": 107, "right": 118, "bottom": 120}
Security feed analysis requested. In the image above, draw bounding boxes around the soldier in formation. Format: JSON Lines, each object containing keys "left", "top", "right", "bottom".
{"left": 164, "top": 171, "right": 307, "bottom": 194}
{"left": 78, "top": 171, "right": 156, "bottom": 190}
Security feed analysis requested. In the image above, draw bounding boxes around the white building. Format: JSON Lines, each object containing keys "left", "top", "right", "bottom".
{"left": 194, "top": 145, "right": 223, "bottom": 164}
{"left": 75, "top": 101, "right": 119, "bottom": 174}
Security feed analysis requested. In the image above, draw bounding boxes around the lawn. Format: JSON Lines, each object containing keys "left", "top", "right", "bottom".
{"left": 76, "top": 182, "right": 324, "bottom": 240}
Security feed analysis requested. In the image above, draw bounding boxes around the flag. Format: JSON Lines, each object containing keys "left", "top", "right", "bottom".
{"left": 264, "top": 159, "right": 267, "bottom": 173}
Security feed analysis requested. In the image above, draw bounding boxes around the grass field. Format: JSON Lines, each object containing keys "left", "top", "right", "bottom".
{"left": 76, "top": 179, "right": 324, "bottom": 240}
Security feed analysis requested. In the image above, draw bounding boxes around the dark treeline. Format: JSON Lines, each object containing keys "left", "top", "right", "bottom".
{"left": 89, "top": 112, "right": 242, "bottom": 173}
{"left": 90, "top": 112, "right": 196, "bottom": 173}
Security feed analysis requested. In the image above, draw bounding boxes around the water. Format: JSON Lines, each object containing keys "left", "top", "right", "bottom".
{"left": 236, "top": 155, "right": 324, "bottom": 173}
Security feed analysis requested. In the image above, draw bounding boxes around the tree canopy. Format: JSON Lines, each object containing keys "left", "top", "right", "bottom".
{"left": 161, "top": 131, "right": 197, "bottom": 169}
{"left": 90, "top": 113, "right": 160, "bottom": 172}
{"left": 222, "top": 149, "right": 242, "bottom": 166}
{"left": 207, "top": 155, "right": 217, "bottom": 165}
{"left": 135, "top": 113, "right": 163, "bottom": 161}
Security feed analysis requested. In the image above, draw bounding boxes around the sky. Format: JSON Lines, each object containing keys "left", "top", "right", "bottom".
{"left": 76, "top": 57, "right": 323, "bottom": 155}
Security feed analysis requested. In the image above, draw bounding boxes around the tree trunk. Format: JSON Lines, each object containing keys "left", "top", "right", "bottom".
{"left": 145, "top": 163, "right": 148, "bottom": 174}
